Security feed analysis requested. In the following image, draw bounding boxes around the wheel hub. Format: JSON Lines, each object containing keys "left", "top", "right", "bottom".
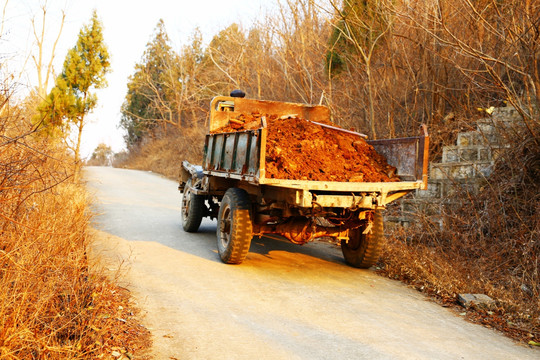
{"left": 182, "top": 190, "right": 191, "bottom": 218}
{"left": 219, "top": 206, "right": 231, "bottom": 246}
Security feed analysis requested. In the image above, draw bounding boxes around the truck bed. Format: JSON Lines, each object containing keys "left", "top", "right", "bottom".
{"left": 203, "top": 96, "right": 428, "bottom": 193}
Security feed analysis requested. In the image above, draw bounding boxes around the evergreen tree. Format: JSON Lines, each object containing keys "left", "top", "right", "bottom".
{"left": 88, "top": 143, "right": 113, "bottom": 166}
{"left": 120, "top": 19, "right": 177, "bottom": 146}
{"left": 39, "top": 10, "right": 110, "bottom": 180}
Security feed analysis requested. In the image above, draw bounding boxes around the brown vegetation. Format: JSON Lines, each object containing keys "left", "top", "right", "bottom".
{"left": 0, "top": 89, "right": 150, "bottom": 357}
{"left": 115, "top": 127, "right": 205, "bottom": 179}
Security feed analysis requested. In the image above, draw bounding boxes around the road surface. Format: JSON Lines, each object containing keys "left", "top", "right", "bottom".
{"left": 85, "top": 166, "right": 538, "bottom": 360}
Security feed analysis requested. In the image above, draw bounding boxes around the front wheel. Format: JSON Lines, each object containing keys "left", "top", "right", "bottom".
{"left": 181, "top": 179, "right": 205, "bottom": 232}
{"left": 341, "top": 210, "right": 384, "bottom": 269}
{"left": 217, "top": 188, "right": 253, "bottom": 264}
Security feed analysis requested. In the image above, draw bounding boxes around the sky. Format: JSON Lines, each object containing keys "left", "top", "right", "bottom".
{"left": 1, "top": 0, "right": 273, "bottom": 158}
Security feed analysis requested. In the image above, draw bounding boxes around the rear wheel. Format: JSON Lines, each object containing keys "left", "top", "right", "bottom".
{"left": 217, "top": 188, "right": 253, "bottom": 264}
{"left": 181, "top": 179, "right": 205, "bottom": 232}
{"left": 341, "top": 210, "right": 384, "bottom": 269}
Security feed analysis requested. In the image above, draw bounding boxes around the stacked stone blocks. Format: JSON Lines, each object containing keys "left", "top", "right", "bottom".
{"left": 387, "top": 106, "right": 524, "bottom": 227}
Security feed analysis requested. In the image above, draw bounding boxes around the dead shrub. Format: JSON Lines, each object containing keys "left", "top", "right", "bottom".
{"left": 115, "top": 126, "right": 205, "bottom": 179}
{"left": 0, "top": 90, "right": 151, "bottom": 358}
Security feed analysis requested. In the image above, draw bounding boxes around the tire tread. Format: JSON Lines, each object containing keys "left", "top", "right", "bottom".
{"left": 341, "top": 211, "right": 384, "bottom": 268}
{"left": 182, "top": 179, "right": 205, "bottom": 233}
{"left": 217, "top": 188, "right": 253, "bottom": 264}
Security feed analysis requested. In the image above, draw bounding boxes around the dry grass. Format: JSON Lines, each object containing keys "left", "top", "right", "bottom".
{"left": 0, "top": 100, "right": 151, "bottom": 358}
{"left": 116, "top": 126, "right": 205, "bottom": 180}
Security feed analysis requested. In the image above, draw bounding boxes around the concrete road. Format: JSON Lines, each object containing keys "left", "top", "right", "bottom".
{"left": 85, "top": 166, "right": 538, "bottom": 360}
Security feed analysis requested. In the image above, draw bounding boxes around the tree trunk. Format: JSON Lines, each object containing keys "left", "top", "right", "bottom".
{"left": 74, "top": 116, "right": 84, "bottom": 183}
{"left": 366, "top": 61, "right": 376, "bottom": 139}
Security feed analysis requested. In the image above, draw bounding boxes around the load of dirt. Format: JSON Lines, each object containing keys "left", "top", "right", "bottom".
{"left": 213, "top": 113, "right": 399, "bottom": 182}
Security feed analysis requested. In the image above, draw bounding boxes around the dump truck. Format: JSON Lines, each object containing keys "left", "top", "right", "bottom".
{"left": 179, "top": 92, "right": 429, "bottom": 268}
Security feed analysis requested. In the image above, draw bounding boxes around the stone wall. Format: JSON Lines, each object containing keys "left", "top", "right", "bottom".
{"left": 386, "top": 106, "right": 524, "bottom": 228}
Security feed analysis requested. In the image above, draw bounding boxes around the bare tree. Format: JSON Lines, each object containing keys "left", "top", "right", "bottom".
{"left": 393, "top": 0, "right": 539, "bottom": 136}
{"left": 1, "top": 0, "right": 8, "bottom": 39}
{"left": 30, "top": 1, "right": 66, "bottom": 99}
{"left": 324, "top": 0, "right": 394, "bottom": 139}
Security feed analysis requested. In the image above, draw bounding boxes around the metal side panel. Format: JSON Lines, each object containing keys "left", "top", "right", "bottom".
{"left": 368, "top": 126, "right": 429, "bottom": 187}
{"left": 248, "top": 131, "right": 261, "bottom": 176}
{"left": 369, "top": 137, "right": 419, "bottom": 181}
{"left": 212, "top": 135, "right": 224, "bottom": 170}
{"left": 203, "top": 136, "right": 213, "bottom": 169}
{"left": 223, "top": 133, "right": 236, "bottom": 171}
{"left": 234, "top": 132, "right": 250, "bottom": 174}
{"left": 203, "top": 129, "right": 261, "bottom": 178}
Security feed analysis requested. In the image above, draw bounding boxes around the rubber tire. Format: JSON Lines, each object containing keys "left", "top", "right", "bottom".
{"left": 181, "top": 179, "right": 205, "bottom": 233}
{"left": 216, "top": 188, "right": 253, "bottom": 264}
{"left": 341, "top": 210, "right": 384, "bottom": 269}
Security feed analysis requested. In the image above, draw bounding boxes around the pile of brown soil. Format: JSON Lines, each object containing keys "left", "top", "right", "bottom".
{"left": 265, "top": 116, "right": 398, "bottom": 182}
{"left": 213, "top": 113, "right": 399, "bottom": 182}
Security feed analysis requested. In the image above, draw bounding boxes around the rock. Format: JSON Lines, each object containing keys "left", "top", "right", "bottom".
{"left": 458, "top": 293, "right": 496, "bottom": 309}
{"left": 520, "top": 284, "right": 533, "bottom": 297}
{"left": 443, "top": 112, "right": 455, "bottom": 123}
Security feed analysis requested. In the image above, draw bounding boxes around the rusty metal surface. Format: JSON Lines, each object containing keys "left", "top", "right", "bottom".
{"left": 208, "top": 96, "right": 330, "bottom": 132}
{"left": 368, "top": 126, "right": 429, "bottom": 185}
{"left": 369, "top": 137, "right": 419, "bottom": 181}
{"left": 252, "top": 219, "right": 349, "bottom": 245}
{"left": 203, "top": 129, "right": 261, "bottom": 178}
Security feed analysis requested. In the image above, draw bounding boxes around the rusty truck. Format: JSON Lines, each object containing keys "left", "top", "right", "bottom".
{"left": 179, "top": 92, "right": 429, "bottom": 268}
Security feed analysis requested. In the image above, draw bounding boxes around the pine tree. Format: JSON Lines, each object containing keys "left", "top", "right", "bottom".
{"left": 39, "top": 10, "right": 110, "bottom": 181}
{"left": 120, "top": 19, "right": 177, "bottom": 146}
